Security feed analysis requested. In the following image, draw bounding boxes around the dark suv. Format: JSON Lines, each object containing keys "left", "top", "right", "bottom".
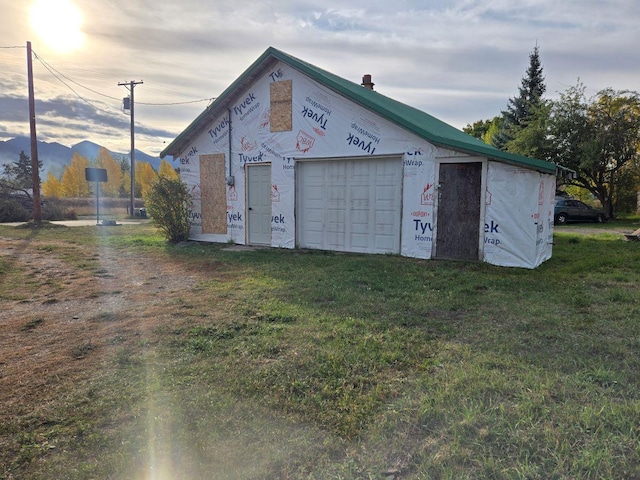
{"left": 554, "top": 197, "right": 607, "bottom": 224}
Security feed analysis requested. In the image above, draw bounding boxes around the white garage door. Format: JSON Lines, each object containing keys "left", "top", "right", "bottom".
{"left": 297, "top": 156, "right": 402, "bottom": 254}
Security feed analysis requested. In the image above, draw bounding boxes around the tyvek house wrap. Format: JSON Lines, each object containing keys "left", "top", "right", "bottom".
{"left": 175, "top": 60, "right": 555, "bottom": 268}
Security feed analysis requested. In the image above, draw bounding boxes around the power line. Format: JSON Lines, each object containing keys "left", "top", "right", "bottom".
{"left": 33, "top": 50, "right": 121, "bottom": 116}
{"left": 34, "top": 52, "right": 121, "bottom": 101}
{"left": 32, "top": 51, "right": 215, "bottom": 107}
{"left": 0, "top": 45, "right": 26, "bottom": 49}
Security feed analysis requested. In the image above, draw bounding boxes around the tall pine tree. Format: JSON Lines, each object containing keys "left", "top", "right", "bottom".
{"left": 1, "top": 151, "right": 42, "bottom": 191}
{"left": 493, "top": 45, "right": 546, "bottom": 150}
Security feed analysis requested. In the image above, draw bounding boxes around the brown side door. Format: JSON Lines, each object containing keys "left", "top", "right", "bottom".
{"left": 435, "top": 162, "right": 482, "bottom": 261}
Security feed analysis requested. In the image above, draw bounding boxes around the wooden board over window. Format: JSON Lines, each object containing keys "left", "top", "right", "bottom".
{"left": 199, "top": 154, "right": 227, "bottom": 234}
{"left": 270, "top": 80, "right": 292, "bottom": 132}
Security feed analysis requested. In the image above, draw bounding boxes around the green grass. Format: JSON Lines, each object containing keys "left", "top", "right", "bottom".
{"left": 1, "top": 223, "right": 639, "bottom": 479}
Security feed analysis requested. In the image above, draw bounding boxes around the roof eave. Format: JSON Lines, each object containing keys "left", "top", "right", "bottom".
{"left": 162, "top": 46, "right": 557, "bottom": 176}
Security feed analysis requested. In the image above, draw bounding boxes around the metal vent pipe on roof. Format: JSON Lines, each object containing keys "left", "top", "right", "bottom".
{"left": 361, "top": 74, "right": 375, "bottom": 90}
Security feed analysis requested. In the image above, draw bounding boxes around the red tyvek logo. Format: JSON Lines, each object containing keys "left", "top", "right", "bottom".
{"left": 421, "top": 183, "right": 435, "bottom": 205}
{"left": 296, "top": 130, "right": 315, "bottom": 153}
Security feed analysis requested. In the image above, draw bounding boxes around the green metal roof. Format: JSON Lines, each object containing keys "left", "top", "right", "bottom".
{"left": 161, "top": 47, "right": 556, "bottom": 175}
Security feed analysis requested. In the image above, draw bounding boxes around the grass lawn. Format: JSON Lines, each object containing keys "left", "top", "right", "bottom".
{"left": 1, "top": 219, "right": 639, "bottom": 479}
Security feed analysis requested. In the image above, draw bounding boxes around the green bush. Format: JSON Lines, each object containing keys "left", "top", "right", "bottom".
{"left": 143, "top": 177, "right": 192, "bottom": 243}
{"left": 41, "top": 200, "right": 67, "bottom": 221}
{"left": 0, "top": 198, "right": 31, "bottom": 222}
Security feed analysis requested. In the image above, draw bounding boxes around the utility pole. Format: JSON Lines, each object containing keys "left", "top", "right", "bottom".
{"left": 26, "top": 41, "right": 42, "bottom": 223}
{"left": 118, "top": 80, "right": 143, "bottom": 217}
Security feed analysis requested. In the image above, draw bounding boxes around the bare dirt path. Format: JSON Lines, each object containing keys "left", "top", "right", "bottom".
{"left": 0, "top": 234, "right": 202, "bottom": 421}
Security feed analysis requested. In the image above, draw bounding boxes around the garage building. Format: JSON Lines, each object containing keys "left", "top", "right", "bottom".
{"left": 161, "top": 47, "right": 558, "bottom": 268}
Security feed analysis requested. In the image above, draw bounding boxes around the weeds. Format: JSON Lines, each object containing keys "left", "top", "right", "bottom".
{"left": 21, "top": 317, "right": 45, "bottom": 331}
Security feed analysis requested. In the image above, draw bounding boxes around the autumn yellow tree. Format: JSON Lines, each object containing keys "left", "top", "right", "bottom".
{"left": 135, "top": 161, "right": 157, "bottom": 197}
{"left": 61, "top": 152, "right": 90, "bottom": 197}
{"left": 158, "top": 159, "right": 179, "bottom": 180}
{"left": 96, "top": 147, "right": 124, "bottom": 197}
{"left": 120, "top": 158, "right": 131, "bottom": 197}
{"left": 42, "top": 172, "right": 64, "bottom": 197}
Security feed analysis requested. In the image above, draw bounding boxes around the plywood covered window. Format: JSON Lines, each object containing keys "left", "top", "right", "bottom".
{"left": 199, "top": 154, "right": 227, "bottom": 234}
{"left": 270, "top": 80, "right": 292, "bottom": 132}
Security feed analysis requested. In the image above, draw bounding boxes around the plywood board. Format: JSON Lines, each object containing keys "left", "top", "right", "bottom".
{"left": 199, "top": 154, "right": 227, "bottom": 234}
{"left": 270, "top": 80, "right": 292, "bottom": 132}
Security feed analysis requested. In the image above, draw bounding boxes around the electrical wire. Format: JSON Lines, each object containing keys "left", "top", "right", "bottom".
{"left": 35, "top": 52, "right": 122, "bottom": 101}
{"left": 33, "top": 51, "right": 215, "bottom": 107}
{"left": 33, "top": 50, "right": 121, "bottom": 116}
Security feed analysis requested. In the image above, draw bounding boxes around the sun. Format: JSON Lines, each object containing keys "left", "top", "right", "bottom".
{"left": 30, "top": 0, "right": 84, "bottom": 53}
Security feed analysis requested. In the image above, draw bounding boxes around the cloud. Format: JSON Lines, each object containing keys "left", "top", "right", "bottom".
{"left": 0, "top": 0, "right": 638, "bottom": 152}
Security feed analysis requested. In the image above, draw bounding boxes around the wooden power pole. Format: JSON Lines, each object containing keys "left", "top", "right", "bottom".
{"left": 118, "top": 80, "right": 143, "bottom": 217}
{"left": 26, "top": 41, "right": 42, "bottom": 223}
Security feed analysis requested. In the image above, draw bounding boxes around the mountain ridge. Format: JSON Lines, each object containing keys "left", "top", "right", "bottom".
{"left": 0, "top": 136, "right": 168, "bottom": 177}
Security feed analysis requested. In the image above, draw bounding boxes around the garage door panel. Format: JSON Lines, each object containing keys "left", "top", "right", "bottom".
{"left": 298, "top": 157, "right": 402, "bottom": 254}
{"left": 351, "top": 210, "right": 369, "bottom": 224}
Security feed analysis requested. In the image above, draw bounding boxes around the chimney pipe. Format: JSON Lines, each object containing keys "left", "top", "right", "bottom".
{"left": 361, "top": 74, "right": 375, "bottom": 90}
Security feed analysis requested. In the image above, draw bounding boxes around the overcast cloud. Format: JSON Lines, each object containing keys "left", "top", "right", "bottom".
{"left": 1, "top": 0, "right": 638, "bottom": 156}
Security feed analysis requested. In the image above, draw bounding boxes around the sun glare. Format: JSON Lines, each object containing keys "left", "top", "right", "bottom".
{"left": 30, "top": 0, "right": 84, "bottom": 52}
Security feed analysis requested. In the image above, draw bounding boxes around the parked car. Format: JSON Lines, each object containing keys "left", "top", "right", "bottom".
{"left": 554, "top": 197, "right": 607, "bottom": 224}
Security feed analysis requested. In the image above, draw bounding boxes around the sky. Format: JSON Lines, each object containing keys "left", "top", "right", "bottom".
{"left": 1, "top": 0, "right": 639, "bottom": 158}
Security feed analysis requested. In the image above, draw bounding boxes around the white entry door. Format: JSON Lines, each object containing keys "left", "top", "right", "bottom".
{"left": 247, "top": 164, "right": 271, "bottom": 245}
{"left": 297, "top": 157, "right": 402, "bottom": 254}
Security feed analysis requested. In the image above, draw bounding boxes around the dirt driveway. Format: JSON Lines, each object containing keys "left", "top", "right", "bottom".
{"left": 0, "top": 230, "right": 204, "bottom": 425}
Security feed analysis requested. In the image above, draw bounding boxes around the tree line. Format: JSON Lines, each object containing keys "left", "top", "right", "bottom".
{"left": 2, "top": 146, "right": 178, "bottom": 200}
{"left": 464, "top": 46, "right": 640, "bottom": 219}
{"left": 37, "top": 147, "right": 179, "bottom": 198}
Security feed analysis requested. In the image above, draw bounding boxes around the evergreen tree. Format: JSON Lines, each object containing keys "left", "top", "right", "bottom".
{"left": 493, "top": 45, "right": 546, "bottom": 150}
{"left": 1, "top": 151, "right": 42, "bottom": 191}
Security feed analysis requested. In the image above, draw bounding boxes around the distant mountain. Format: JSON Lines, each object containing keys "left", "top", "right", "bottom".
{"left": 0, "top": 137, "right": 168, "bottom": 178}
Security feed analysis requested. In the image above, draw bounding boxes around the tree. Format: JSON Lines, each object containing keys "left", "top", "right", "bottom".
{"left": 61, "top": 152, "right": 90, "bottom": 197}
{"left": 463, "top": 119, "right": 493, "bottom": 140}
{"left": 494, "top": 45, "right": 546, "bottom": 150}
{"left": 158, "top": 159, "right": 179, "bottom": 180}
{"left": 1, "top": 150, "right": 42, "bottom": 192}
{"left": 0, "top": 151, "right": 43, "bottom": 221}
{"left": 135, "top": 161, "right": 157, "bottom": 197}
{"left": 463, "top": 116, "right": 503, "bottom": 145}
{"left": 504, "top": 101, "right": 553, "bottom": 160}
{"left": 96, "top": 147, "right": 124, "bottom": 197}
{"left": 549, "top": 84, "right": 640, "bottom": 218}
{"left": 42, "top": 172, "right": 64, "bottom": 197}
{"left": 144, "top": 176, "right": 192, "bottom": 243}
{"left": 118, "top": 156, "right": 131, "bottom": 197}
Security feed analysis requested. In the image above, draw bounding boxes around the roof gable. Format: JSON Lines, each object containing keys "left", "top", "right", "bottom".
{"left": 161, "top": 47, "right": 556, "bottom": 175}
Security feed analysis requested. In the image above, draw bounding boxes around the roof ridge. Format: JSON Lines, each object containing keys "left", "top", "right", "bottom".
{"left": 161, "top": 47, "right": 556, "bottom": 175}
